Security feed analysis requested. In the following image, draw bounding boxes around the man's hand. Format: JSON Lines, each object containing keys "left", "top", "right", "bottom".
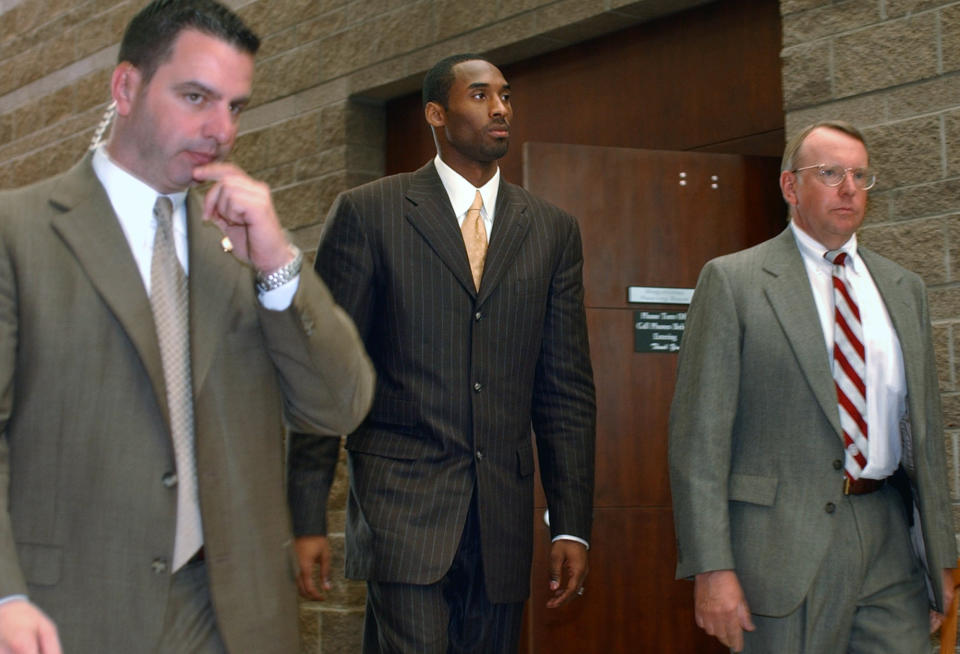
{"left": 0, "top": 599, "right": 61, "bottom": 654}
{"left": 546, "top": 540, "right": 588, "bottom": 609}
{"left": 192, "top": 163, "right": 292, "bottom": 274}
{"left": 930, "top": 567, "right": 958, "bottom": 634}
{"left": 294, "top": 535, "right": 332, "bottom": 601}
{"left": 694, "top": 569, "right": 755, "bottom": 652}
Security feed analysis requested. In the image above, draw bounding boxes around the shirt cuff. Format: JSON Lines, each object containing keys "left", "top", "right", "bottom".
{"left": 552, "top": 534, "right": 590, "bottom": 550}
{"left": 0, "top": 594, "right": 28, "bottom": 607}
{"left": 258, "top": 275, "right": 299, "bottom": 311}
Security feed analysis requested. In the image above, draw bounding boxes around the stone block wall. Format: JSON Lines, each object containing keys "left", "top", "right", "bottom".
{"left": 4, "top": 0, "right": 960, "bottom": 650}
{"left": 782, "top": 2, "right": 960, "bottom": 595}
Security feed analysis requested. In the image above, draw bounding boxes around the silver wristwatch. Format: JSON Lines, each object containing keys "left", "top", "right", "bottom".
{"left": 256, "top": 245, "right": 303, "bottom": 293}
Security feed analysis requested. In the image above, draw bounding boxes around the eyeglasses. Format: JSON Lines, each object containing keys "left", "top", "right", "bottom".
{"left": 791, "top": 164, "right": 876, "bottom": 190}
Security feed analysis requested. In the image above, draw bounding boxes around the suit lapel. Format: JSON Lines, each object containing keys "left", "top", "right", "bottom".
{"left": 185, "top": 191, "right": 243, "bottom": 397}
{"left": 477, "top": 181, "right": 530, "bottom": 306}
{"left": 762, "top": 228, "right": 843, "bottom": 435}
{"left": 404, "top": 163, "right": 477, "bottom": 296}
{"left": 48, "top": 155, "right": 168, "bottom": 418}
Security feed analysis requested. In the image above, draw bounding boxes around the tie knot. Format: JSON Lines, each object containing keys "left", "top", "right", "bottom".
{"left": 468, "top": 190, "right": 483, "bottom": 215}
{"left": 154, "top": 196, "right": 174, "bottom": 228}
{"left": 824, "top": 249, "right": 848, "bottom": 267}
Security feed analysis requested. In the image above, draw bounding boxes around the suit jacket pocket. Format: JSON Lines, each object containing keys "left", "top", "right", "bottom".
{"left": 17, "top": 542, "right": 61, "bottom": 586}
{"left": 728, "top": 473, "right": 778, "bottom": 506}
{"left": 347, "top": 429, "right": 430, "bottom": 461}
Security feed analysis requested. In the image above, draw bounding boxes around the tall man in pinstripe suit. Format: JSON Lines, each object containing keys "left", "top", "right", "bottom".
{"left": 288, "top": 54, "right": 596, "bottom": 652}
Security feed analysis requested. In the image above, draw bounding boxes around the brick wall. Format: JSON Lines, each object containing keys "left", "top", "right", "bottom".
{"left": 782, "top": 0, "right": 960, "bottom": 549}
{"left": 782, "top": 3, "right": 960, "bottom": 649}
{"left": 3, "top": 0, "right": 959, "bottom": 650}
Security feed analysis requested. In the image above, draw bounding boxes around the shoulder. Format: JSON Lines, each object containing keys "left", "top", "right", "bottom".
{"left": 858, "top": 245, "right": 925, "bottom": 287}
{"left": 701, "top": 228, "right": 791, "bottom": 275}
{"left": 500, "top": 180, "right": 578, "bottom": 231}
{"left": 338, "top": 170, "right": 419, "bottom": 205}
{"left": 0, "top": 165, "right": 81, "bottom": 230}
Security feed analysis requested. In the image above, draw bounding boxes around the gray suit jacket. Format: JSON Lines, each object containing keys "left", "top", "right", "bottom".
{"left": 669, "top": 227, "right": 956, "bottom": 616}
{"left": 0, "top": 155, "right": 374, "bottom": 652}
{"left": 289, "top": 162, "right": 596, "bottom": 603}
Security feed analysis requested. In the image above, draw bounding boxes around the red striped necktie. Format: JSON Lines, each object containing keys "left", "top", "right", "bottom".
{"left": 824, "top": 250, "right": 867, "bottom": 481}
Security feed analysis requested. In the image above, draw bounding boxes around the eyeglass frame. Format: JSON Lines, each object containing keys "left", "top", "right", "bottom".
{"left": 790, "top": 163, "right": 877, "bottom": 190}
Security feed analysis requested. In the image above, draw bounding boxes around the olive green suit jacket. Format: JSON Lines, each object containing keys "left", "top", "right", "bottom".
{"left": 0, "top": 155, "right": 374, "bottom": 652}
{"left": 669, "top": 227, "right": 956, "bottom": 616}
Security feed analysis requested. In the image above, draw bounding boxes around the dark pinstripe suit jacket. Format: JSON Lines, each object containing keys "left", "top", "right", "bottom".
{"left": 289, "top": 161, "right": 596, "bottom": 602}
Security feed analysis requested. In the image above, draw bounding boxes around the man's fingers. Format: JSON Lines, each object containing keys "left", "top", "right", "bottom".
{"left": 930, "top": 609, "right": 945, "bottom": 634}
{"left": 297, "top": 569, "right": 322, "bottom": 601}
{"left": 192, "top": 162, "right": 240, "bottom": 183}
{"left": 36, "top": 619, "right": 62, "bottom": 654}
{"left": 737, "top": 599, "right": 755, "bottom": 632}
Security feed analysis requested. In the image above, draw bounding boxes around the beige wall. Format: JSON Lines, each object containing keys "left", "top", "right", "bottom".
{"left": 2, "top": 0, "right": 960, "bottom": 651}
{"left": 781, "top": 0, "right": 960, "bottom": 554}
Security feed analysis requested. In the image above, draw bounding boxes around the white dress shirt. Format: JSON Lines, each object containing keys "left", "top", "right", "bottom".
{"left": 434, "top": 154, "right": 499, "bottom": 233}
{"left": 791, "top": 221, "right": 906, "bottom": 479}
{"left": 433, "top": 154, "right": 588, "bottom": 550}
{"left": 91, "top": 146, "right": 298, "bottom": 309}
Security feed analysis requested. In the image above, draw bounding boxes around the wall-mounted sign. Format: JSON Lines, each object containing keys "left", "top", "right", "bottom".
{"left": 627, "top": 286, "right": 694, "bottom": 305}
{"left": 635, "top": 310, "right": 686, "bottom": 353}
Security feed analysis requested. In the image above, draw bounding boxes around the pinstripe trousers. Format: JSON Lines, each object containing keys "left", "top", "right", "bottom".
{"left": 362, "top": 493, "right": 525, "bottom": 654}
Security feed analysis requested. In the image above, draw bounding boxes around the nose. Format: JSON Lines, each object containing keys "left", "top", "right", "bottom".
{"left": 204, "top": 104, "right": 237, "bottom": 147}
{"left": 490, "top": 95, "right": 509, "bottom": 118}
{"left": 837, "top": 172, "right": 857, "bottom": 195}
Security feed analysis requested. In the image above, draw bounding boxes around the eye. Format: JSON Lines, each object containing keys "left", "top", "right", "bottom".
{"left": 501, "top": 93, "right": 510, "bottom": 102}
{"left": 229, "top": 102, "right": 244, "bottom": 116}
{"left": 819, "top": 166, "right": 842, "bottom": 182}
{"left": 184, "top": 92, "right": 205, "bottom": 105}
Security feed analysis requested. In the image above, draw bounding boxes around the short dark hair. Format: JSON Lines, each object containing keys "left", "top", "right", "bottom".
{"left": 422, "top": 53, "right": 496, "bottom": 108}
{"left": 118, "top": 0, "right": 260, "bottom": 84}
{"left": 781, "top": 120, "right": 868, "bottom": 173}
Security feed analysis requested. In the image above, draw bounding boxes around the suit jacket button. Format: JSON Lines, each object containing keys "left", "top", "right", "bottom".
{"left": 151, "top": 558, "right": 168, "bottom": 575}
{"left": 162, "top": 472, "right": 178, "bottom": 488}
{"left": 476, "top": 450, "right": 484, "bottom": 461}
{"left": 475, "top": 311, "right": 482, "bottom": 321}
{"left": 832, "top": 459, "right": 843, "bottom": 470}
{"left": 473, "top": 382, "right": 482, "bottom": 392}
{"left": 825, "top": 502, "right": 836, "bottom": 514}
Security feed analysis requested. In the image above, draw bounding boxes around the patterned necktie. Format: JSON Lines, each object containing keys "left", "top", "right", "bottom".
{"left": 462, "top": 190, "right": 488, "bottom": 290}
{"left": 151, "top": 196, "right": 203, "bottom": 570}
{"left": 824, "top": 249, "right": 868, "bottom": 481}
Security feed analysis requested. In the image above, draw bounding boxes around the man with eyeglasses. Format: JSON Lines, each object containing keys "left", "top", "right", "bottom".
{"left": 669, "top": 120, "right": 957, "bottom": 653}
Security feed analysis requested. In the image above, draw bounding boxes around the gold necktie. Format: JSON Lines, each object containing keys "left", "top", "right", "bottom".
{"left": 462, "top": 190, "right": 488, "bottom": 290}
{"left": 151, "top": 196, "right": 202, "bottom": 570}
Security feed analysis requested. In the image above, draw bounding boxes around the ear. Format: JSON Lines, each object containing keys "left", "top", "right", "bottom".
{"left": 424, "top": 101, "right": 446, "bottom": 128}
{"left": 111, "top": 63, "right": 142, "bottom": 117}
{"left": 779, "top": 169, "right": 799, "bottom": 208}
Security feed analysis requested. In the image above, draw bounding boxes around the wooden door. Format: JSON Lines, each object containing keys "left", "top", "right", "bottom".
{"left": 520, "top": 142, "right": 785, "bottom": 652}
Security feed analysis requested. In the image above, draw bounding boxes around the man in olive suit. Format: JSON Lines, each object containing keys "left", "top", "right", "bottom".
{"left": 0, "top": 2, "right": 374, "bottom": 652}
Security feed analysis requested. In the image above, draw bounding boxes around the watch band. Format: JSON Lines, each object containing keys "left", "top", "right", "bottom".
{"left": 256, "top": 245, "right": 303, "bottom": 293}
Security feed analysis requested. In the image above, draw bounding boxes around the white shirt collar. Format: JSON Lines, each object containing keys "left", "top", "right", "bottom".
{"left": 433, "top": 154, "right": 500, "bottom": 224}
{"left": 91, "top": 145, "right": 188, "bottom": 222}
{"left": 790, "top": 219, "right": 861, "bottom": 274}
